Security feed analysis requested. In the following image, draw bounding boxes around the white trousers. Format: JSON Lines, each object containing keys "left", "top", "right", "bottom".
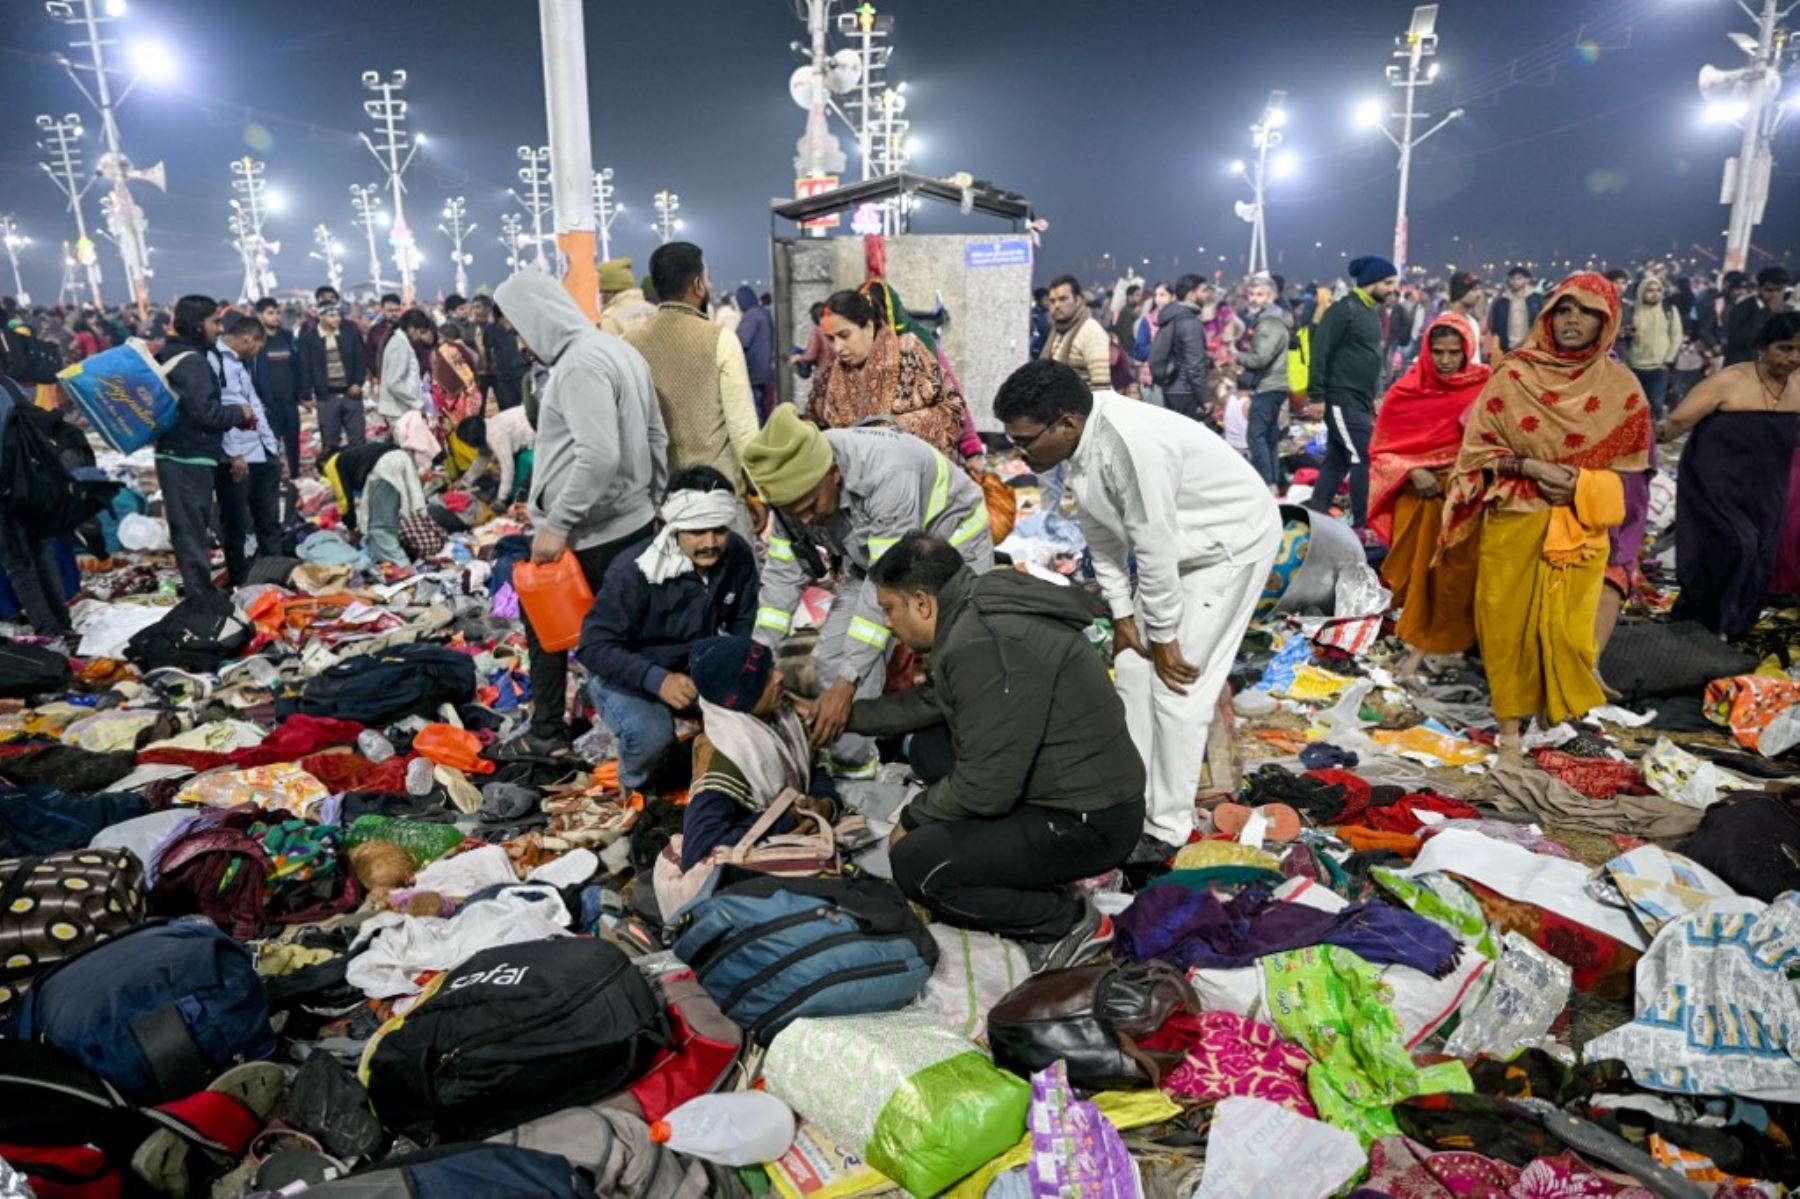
{"left": 1116, "top": 548, "right": 1277, "bottom": 845}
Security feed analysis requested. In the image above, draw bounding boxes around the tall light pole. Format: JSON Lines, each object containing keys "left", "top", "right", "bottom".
{"left": 592, "top": 168, "right": 623, "bottom": 264}
{"left": 653, "top": 190, "right": 682, "bottom": 245}
{"left": 1, "top": 217, "right": 31, "bottom": 305}
{"left": 45, "top": 0, "right": 163, "bottom": 321}
{"left": 511, "top": 146, "right": 553, "bottom": 271}
{"left": 1232, "top": 90, "right": 1287, "bottom": 277}
{"left": 359, "top": 69, "right": 421, "bottom": 303}
{"left": 439, "top": 197, "right": 475, "bottom": 298}
{"left": 498, "top": 214, "right": 527, "bottom": 274}
{"left": 35, "top": 113, "right": 103, "bottom": 307}
{"left": 537, "top": 0, "right": 598, "bottom": 317}
{"left": 227, "top": 156, "right": 276, "bottom": 301}
{"left": 792, "top": 0, "right": 848, "bottom": 185}
{"left": 349, "top": 183, "right": 386, "bottom": 295}
{"left": 58, "top": 240, "right": 79, "bottom": 308}
{"left": 311, "top": 223, "right": 344, "bottom": 295}
{"left": 1356, "top": 5, "right": 1462, "bottom": 275}
{"left": 1698, "top": 0, "right": 1796, "bottom": 277}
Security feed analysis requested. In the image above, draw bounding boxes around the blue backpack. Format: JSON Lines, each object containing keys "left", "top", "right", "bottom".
{"left": 4, "top": 918, "right": 275, "bottom": 1103}
{"left": 671, "top": 873, "right": 937, "bottom": 1044}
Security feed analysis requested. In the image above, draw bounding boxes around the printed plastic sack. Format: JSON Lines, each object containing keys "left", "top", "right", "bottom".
{"left": 765, "top": 1121, "right": 893, "bottom": 1199}
{"left": 914, "top": 925, "right": 1031, "bottom": 1042}
{"left": 1025, "top": 1060, "right": 1141, "bottom": 1198}
{"left": 762, "top": 1009, "right": 1029, "bottom": 1199}
{"left": 1194, "top": 1097, "right": 1364, "bottom": 1199}
{"left": 175, "top": 762, "right": 331, "bottom": 821}
{"left": 56, "top": 340, "right": 184, "bottom": 453}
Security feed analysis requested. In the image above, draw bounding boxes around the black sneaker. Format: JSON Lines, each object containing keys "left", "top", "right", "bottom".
{"left": 1024, "top": 895, "right": 1114, "bottom": 974}
{"left": 495, "top": 731, "right": 571, "bottom": 760}
{"left": 1126, "top": 833, "right": 1181, "bottom": 865}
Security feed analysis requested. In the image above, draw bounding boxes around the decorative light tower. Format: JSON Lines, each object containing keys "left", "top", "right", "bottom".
{"left": 499, "top": 214, "right": 528, "bottom": 274}
{"left": 592, "top": 168, "right": 623, "bottom": 264}
{"left": 1231, "top": 90, "right": 1288, "bottom": 277}
{"left": 1, "top": 216, "right": 31, "bottom": 305}
{"left": 349, "top": 183, "right": 387, "bottom": 295}
{"left": 511, "top": 146, "right": 553, "bottom": 270}
{"left": 653, "top": 190, "right": 681, "bottom": 245}
{"left": 439, "top": 197, "right": 475, "bottom": 298}
{"left": 35, "top": 112, "right": 103, "bottom": 306}
{"left": 310, "top": 223, "right": 344, "bottom": 295}
{"left": 359, "top": 69, "right": 422, "bottom": 302}
{"left": 227, "top": 155, "right": 276, "bottom": 301}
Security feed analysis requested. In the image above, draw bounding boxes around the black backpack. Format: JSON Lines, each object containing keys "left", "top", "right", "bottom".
{"left": 1, "top": 327, "right": 66, "bottom": 385}
{"left": 295, "top": 643, "right": 478, "bottom": 725}
{"left": 0, "top": 640, "right": 72, "bottom": 699}
{"left": 123, "top": 592, "right": 253, "bottom": 672}
{"left": 363, "top": 938, "right": 665, "bottom": 1143}
{"left": 1146, "top": 318, "right": 1182, "bottom": 388}
{"left": 0, "top": 378, "right": 121, "bottom": 536}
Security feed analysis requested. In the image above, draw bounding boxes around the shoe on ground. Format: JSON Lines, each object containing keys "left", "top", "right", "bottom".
{"left": 1126, "top": 832, "right": 1181, "bottom": 865}
{"left": 496, "top": 731, "right": 571, "bottom": 760}
{"left": 1024, "top": 894, "right": 1114, "bottom": 974}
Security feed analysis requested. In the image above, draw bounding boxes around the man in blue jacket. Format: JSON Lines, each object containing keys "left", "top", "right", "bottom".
{"left": 575, "top": 466, "right": 759, "bottom": 792}
{"left": 252, "top": 298, "right": 306, "bottom": 478}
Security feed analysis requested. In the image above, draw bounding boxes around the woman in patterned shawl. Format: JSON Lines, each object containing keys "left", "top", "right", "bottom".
{"left": 806, "top": 287, "right": 967, "bottom": 461}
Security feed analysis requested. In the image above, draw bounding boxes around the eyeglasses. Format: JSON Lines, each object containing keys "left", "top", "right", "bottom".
{"left": 1008, "top": 422, "right": 1056, "bottom": 452}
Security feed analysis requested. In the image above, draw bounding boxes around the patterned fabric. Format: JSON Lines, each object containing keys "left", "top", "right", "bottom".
{"left": 251, "top": 819, "right": 342, "bottom": 902}
{"left": 1702, "top": 675, "right": 1800, "bottom": 752}
{"left": 1150, "top": 1009, "right": 1317, "bottom": 1117}
{"left": 811, "top": 325, "right": 967, "bottom": 460}
{"left": 1529, "top": 749, "right": 1652, "bottom": 800}
{"left": 397, "top": 509, "right": 445, "bottom": 559}
{"left": 1460, "top": 879, "right": 1639, "bottom": 999}
{"left": 1256, "top": 519, "right": 1311, "bottom": 618}
{"left": 1360, "top": 1136, "right": 1662, "bottom": 1198}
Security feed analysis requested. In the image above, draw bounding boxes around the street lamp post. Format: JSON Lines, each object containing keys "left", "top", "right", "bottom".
{"left": 359, "top": 69, "right": 421, "bottom": 303}
{"left": 227, "top": 155, "right": 275, "bottom": 302}
{"left": 310, "top": 223, "right": 344, "bottom": 295}
{"left": 1698, "top": 0, "right": 1796, "bottom": 277}
{"left": 1358, "top": 5, "right": 1462, "bottom": 275}
{"left": 349, "top": 183, "right": 386, "bottom": 296}
{"left": 653, "top": 190, "right": 681, "bottom": 245}
{"left": 511, "top": 146, "right": 553, "bottom": 271}
{"left": 35, "top": 114, "right": 103, "bottom": 307}
{"left": 498, "top": 214, "right": 527, "bottom": 274}
{"left": 592, "top": 168, "right": 622, "bottom": 264}
{"left": 1, "top": 217, "right": 32, "bottom": 305}
{"left": 439, "top": 197, "right": 475, "bottom": 298}
{"left": 1233, "top": 90, "right": 1287, "bottom": 277}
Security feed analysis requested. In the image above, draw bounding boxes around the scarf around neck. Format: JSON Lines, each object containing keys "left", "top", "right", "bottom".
{"left": 1439, "top": 272, "right": 1652, "bottom": 554}
{"left": 698, "top": 699, "right": 811, "bottom": 812}
{"left": 1367, "top": 315, "right": 1493, "bottom": 545}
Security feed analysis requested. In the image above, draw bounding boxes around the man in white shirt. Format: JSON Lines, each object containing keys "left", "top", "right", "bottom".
{"left": 377, "top": 310, "right": 436, "bottom": 426}
{"left": 216, "top": 312, "right": 284, "bottom": 586}
{"left": 995, "top": 359, "right": 1282, "bottom": 857}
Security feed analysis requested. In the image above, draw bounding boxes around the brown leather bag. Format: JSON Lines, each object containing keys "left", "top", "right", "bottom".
{"left": 986, "top": 959, "right": 1199, "bottom": 1090}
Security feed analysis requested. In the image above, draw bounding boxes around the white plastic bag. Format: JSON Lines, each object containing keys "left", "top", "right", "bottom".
{"left": 912, "top": 925, "right": 1031, "bottom": 1041}
{"left": 118, "top": 512, "right": 171, "bottom": 552}
{"left": 1194, "top": 1097, "right": 1365, "bottom": 1199}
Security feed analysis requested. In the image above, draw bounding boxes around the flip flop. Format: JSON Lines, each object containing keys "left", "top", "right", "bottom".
{"left": 1212, "top": 802, "right": 1303, "bottom": 843}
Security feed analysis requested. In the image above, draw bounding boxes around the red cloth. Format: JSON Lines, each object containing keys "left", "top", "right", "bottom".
{"left": 1365, "top": 314, "right": 1492, "bottom": 546}
{"left": 152, "top": 1090, "right": 261, "bottom": 1156}
{"left": 1357, "top": 791, "right": 1481, "bottom": 835}
{"left": 298, "top": 750, "right": 411, "bottom": 794}
{"left": 1530, "top": 749, "right": 1652, "bottom": 799}
{"left": 228, "top": 715, "right": 364, "bottom": 769}
{"left": 1304, "top": 768, "right": 1372, "bottom": 817}
{"left": 135, "top": 747, "right": 231, "bottom": 770}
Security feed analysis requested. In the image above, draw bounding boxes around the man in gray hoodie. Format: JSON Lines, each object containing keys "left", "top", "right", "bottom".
{"left": 494, "top": 269, "right": 669, "bottom": 756}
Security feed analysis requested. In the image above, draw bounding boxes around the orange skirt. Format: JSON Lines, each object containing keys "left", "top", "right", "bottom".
{"left": 1382, "top": 484, "right": 1479, "bottom": 654}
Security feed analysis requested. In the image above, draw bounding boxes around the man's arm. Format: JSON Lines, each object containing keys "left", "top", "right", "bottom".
{"left": 1080, "top": 503, "right": 1136, "bottom": 623}
{"left": 172, "top": 354, "right": 242, "bottom": 434}
{"left": 536, "top": 364, "right": 625, "bottom": 539}
{"left": 723, "top": 540, "right": 761, "bottom": 639}
{"left": 1309, "top": 300, "right": 1347, "bottom": 404}
{"left": 901, "top": 639, "right": 1052, "bottom": 828}
{"left": 848, "top": 681, "right": 943, "bottom": 738}
{"left": 573, "top": 566, "right": 665, "bottom": 694}
{"left": 1104, "top": 441, "right": 1185, "bottom": 640}
{"left": 380, "top": 339, "right": 419, "bottom": 412}
{"left": 1235, "top": 315, "right": 1287, "bottom": 373}
{"left": 752, "top": 535, "right": 806, "bottom": 650}
{"left": 716, "top": 329, "right": 760, "bottom": 484}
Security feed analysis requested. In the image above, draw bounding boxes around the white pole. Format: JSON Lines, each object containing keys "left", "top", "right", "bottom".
{"left": 538, "top": 0, "right": 598, "bottom": 317}
{"left": 1394, "top": 39, "right": 1419, "bottom": 275}
{"left": 36, "top": 114, "right": 104, "bottom": 308}
{"left": 1721, "top": 0, "right": 1783, "bottom": 275}
{"left": 1, "top": 217, "right": 29, "bottom": 304}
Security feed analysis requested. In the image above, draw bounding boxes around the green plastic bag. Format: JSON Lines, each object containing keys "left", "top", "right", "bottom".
{"left": 763, "top": 1010, "right": 1029, "bottom": 1198}
{"left": 344, "top": 814, "right": 465, "bottom": 867}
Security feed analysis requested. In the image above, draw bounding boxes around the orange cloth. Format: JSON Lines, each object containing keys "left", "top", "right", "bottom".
{"left": 1383, "top": 481, "right": 1479, "bottom": 654}
{"left": 1334, "top": 826, "right": 1422, "bottom": 857}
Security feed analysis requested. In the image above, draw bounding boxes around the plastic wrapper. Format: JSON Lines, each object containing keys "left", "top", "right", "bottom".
{"left": 1332, "top": 561, "right": 1392, "bottom": 619}
{"left": 1194, "top": 1097, "right": 1365, "bottom": 1199}
{"left": 912, "top": 925, "right": 1032, "bottom": 1042}
{"left": 345, "top": 814, "right": 466, "bottom": 867}
{"left": 1025, "top": 1061, "right": 1140, "bottom": 1198}
{"left": 1443, "top": 931, "right": 1571, "bottom": 1060}
{"left": 763, "top": 1009, "right": 1029, "bottom": 1199}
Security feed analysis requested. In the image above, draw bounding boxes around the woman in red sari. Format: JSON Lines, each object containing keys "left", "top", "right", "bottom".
{"left": 1368, "top": 315, "right": 1492, "bottom": 679}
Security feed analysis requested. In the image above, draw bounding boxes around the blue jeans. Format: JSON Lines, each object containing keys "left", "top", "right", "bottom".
{"left": 1631, "top": 366, "right": 1669, "bottom": 421}
{"left": 588, "top": 680, "right": 678, "bottom": 791}
{"left": 1247, "top": 390, "right": 1288, "bottom": 486}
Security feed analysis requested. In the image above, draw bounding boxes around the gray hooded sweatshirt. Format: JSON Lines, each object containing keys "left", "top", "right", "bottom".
{"left": 495, "top": 270, "right": 668, "bottom": 551}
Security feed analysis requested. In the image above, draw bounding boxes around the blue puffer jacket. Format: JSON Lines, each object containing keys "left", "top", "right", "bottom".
{"left": 575, "top": 532, "right": 760, "bottom": 698}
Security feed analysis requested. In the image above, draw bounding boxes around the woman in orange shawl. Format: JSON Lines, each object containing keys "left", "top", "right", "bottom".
{"left": 1368, "top": 315, "right": 1492, "bottom": 678}
{"left": 1439, "top": 274, "right": 1652, "bottom": 746}
{"left": 806, "top": 287, "right": 967, "bottom": 461}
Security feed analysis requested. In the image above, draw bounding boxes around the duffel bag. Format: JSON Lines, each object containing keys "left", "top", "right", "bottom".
{"left": 0, "top": 640, "right": 71, "bottom": 700}
{"left": 670, "top": 873, "right": 936, "bottom": 1045}
{"left": 0, "top": 846, "right": 145, "bottom": 1017}
{"left": 55, "top": 340, "right": 183, "bottom": 454}
{"left": 986, "top": 959, "right": 1200, "bottom": 1090}
{"left": 627, "top": 969, "right": 743, "bottom": 1123}
{"left": 299, "top": 1144, "right": 597, "bottom": 1199}
{"left": 297, "top": 643, "right": 477, "bottom": 726}
{"left": 124, "top": 592, "right": 253, "bottom": 673}
{"left": 3, "top": 919, "right": 275, "bottom": 1104}
{"left": 361, "top": 938, "right": 665, "bottom": 1144}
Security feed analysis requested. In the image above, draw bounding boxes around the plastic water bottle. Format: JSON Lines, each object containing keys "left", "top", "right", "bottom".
{"left": 648, "top": 1093, "right": 796, "bottom": 1166}
{"left": 357, "top": 730, "right": 396, "bottom": 764}
{"left": 404, "top": 756, "right": 436, "bottom": 797}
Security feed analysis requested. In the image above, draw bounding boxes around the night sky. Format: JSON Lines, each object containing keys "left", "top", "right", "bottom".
{"left": 0, "top": 0, "right": 1794, "bottom": 305}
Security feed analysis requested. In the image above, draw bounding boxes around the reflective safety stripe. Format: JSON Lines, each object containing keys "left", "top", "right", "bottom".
{"left": 755, "top": 607, "right": 794, "bottom": 634}
{"left": 767, "top": 536, "right": 795, "bottom": 562}
{"left": 847, "top": 615, "right": 892, "bottom": 650}
{"left": 924, "top": 452, "right": 950, "bottom": 526}
{"left": 947, "top": 504, "right": 990, "bottom": 547}
{"left": 866, "top": 535, "right": 900, "bottom": 563}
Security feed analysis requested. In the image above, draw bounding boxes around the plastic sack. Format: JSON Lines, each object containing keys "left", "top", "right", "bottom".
{"left": 344, "top": 813, "right": 466, "bottom": 867}
{"left": 117, "top": 513, "right": 172, "bottom": 552}
{"left": 1195, "top": 1098, "right": 1365, "bottom": 1198}
{"left": 764, "top": 1121, "right": 892, "bottom": 1199}
{"left": 1332, "top": 561, "right": 1391, "bottom": 620}
{"left": 763, "top": 1009, "right": 1029, "bottom": 1199}
{"left": 412, "top": 723, "right": 496, "bottom": 776}
{"left": 913, "top": 925, "right": 1032, "bottom": 1042}
{"left": 56, "top": 339, "right": 182, "bottom": 453}
{"left": 1025, "top": 1061, "right": 1141, "bottom": 1198}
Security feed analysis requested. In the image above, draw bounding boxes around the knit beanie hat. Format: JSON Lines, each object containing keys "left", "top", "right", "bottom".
{"left": 1349, "top": 256, "right": 1399, "bottom": 288}
{"left": 743, "top": 405, "right": 835, "bottom": 506}
{"left": 598, "top": 257, "right": 635, "bottom": 293}
{"left": 690, "top": 636, "right": 774, "bottom": 714}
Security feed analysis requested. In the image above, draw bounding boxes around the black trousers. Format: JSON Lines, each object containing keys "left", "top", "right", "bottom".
{"left": 0, "top": 523, "right": 72, "bottom": 635}
{"left": 1306, "top": 402, "right": 1375, "bottom": 528}
{"left": 266, "top": 398, "right": 302, "bottom": 477}
{"left": 495, "top": 373, "right": 525, "bottom": 412}
{"left": 157, "top": 458, "right": 220, "bottom": 597}
{"left": 524, "top": 521, "right": 656, "bottom": 741}
{"left": 217, "top": 460, "right": 284, "bottom": 587}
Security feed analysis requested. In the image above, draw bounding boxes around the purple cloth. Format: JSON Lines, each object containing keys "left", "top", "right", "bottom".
{"left": 1673, "top": 409, "right": 1800, "bottom": 637}
{"left": 1114, "top": 885, "right": 1462, "bottom": 977}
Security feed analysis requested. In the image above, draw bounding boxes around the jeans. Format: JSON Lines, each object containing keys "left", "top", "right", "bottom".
{"left": 0, "top": 523, "right": 72, "bottom": 634}
{"left": 156, "top": 457, "right": 220, "bottom": 597}
{"left": 1163, "top": 389, "right": 1203, "bottom": 421}
{"left": 1306, "top": 402, "right": 1374, "bottom": 528}
{"left": 889, "top": 798, "right": 1144, "bottom": 940}
{"left": 316, "top": 392, "right": 366, "bottom": 457}
{"left": 589, "top": 679, "right": 679, "bottom": 791}
{"left": 525, "top": 522, "right": 656, "bottom": 742}
{"left": 1247, "top": 389, "right": 1288, "bottom": 486}
{"left": 1631, "top": 366, "right": 1669, "bottom": 421}
{"left": 216, "top": 459, "right": 284, "bottom": 587}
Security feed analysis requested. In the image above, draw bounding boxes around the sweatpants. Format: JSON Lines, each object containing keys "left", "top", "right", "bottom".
{"left": 809, "top": 576, "right": 890, "bottom": 770}
{"left": 316, "top": 392, "right": 366, "bottom": 458}
{"left": 217, "top": 460, "right": 284, "bottom": 586}
{"left": 0, "top": 523, "right": 73, "bottom": 634}
{"left": 1116, "top": 546, "right": 1278, "bottom": 846}
{"left": 1306, "top": 403, "right": 1374, "bottom": 528}
{"left": 525, "top": 522, "right": 655, "bottom": 743}
{"left": 889, "top": 798, "right": 1144, "bottom": 941}
{"left": 156, "top": 457, "right": 220, "bottom": 597}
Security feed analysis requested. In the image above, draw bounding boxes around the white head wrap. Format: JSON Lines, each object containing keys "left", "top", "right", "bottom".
{"left": 635, "top": 489, "right": 739, "bottom": 584}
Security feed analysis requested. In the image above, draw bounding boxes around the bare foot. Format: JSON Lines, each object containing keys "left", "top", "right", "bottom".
{"left": 1396, "top": 647, "right": 1426, "bottom": 685}
{"left": 1594, "top": 667, "right": 1622, "bottom": 703}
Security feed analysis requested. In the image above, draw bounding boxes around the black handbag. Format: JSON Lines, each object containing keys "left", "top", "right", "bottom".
{"left": 987, "top": 959, "right": 1199, "bottom": 1090}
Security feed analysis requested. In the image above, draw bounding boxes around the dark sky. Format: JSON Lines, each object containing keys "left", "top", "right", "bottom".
{"left": 0, "top": 0, "right": 1794, "bottom": 305}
